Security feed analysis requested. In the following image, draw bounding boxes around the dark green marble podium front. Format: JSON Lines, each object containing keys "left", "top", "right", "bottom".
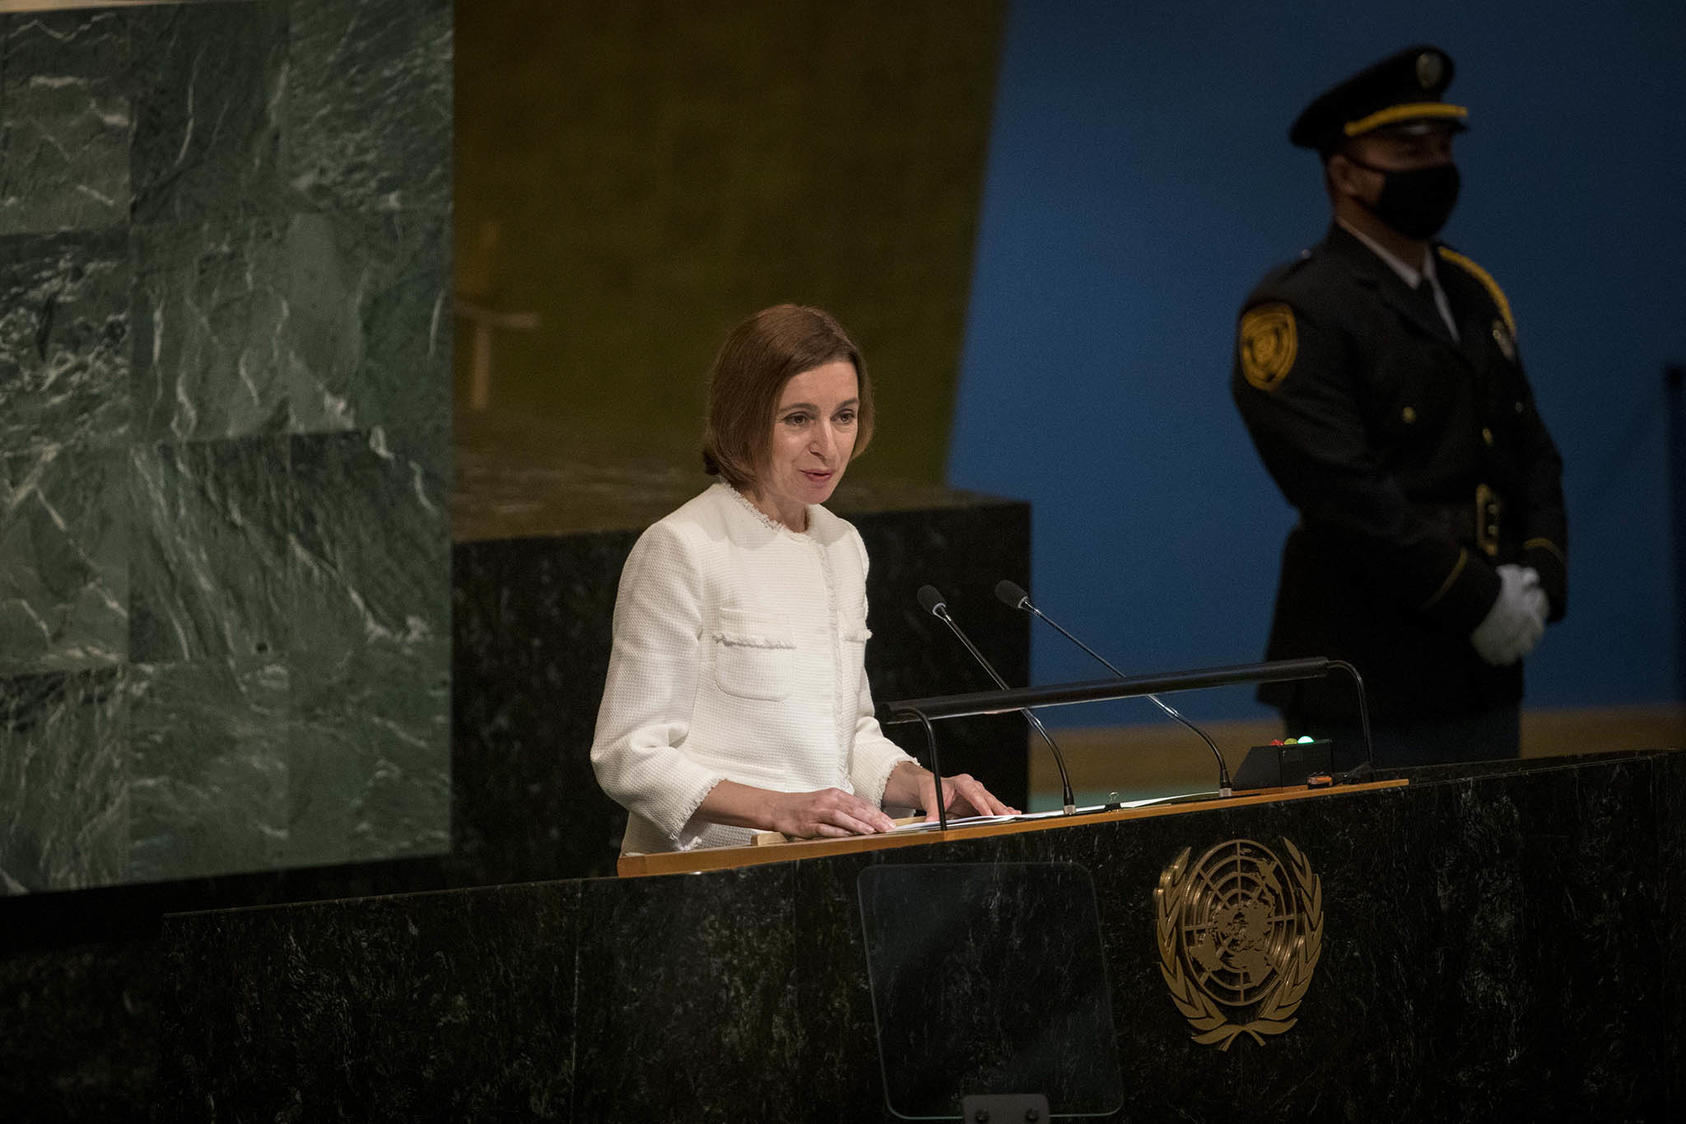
{"left": 163, "top": 749, "right": 1686, "bottom": 1121}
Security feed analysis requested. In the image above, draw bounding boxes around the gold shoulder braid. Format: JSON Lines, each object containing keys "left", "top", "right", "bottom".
{"left": 1436, "top": 247, "right": 1515, "bottom": 337}
{"left": 1238, "top": 302, "right": 1298, "bottom": 392}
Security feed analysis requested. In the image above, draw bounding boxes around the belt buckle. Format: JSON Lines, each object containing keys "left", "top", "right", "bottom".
{"left": 1475, "top": 484, "right": 1502, "bottom": 558}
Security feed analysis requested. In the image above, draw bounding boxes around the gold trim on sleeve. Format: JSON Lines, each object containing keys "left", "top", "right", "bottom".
{"left": 1523, "top": 537, "right": 1566, "bottom": 566}
{"left": 1420, "top": 547, "right": 1469, "bottom": 611}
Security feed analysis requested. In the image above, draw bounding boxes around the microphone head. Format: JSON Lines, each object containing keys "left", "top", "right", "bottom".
{"left": 994, "top": 579, "right": 1030, "bottom": 611}
{"left": 916, "top": 584, "right": 947, "bottom": 616}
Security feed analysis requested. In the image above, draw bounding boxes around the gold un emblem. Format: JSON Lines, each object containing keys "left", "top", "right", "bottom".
{"left": 1155, "top": 837, "right": 1323, "bottom": 1049}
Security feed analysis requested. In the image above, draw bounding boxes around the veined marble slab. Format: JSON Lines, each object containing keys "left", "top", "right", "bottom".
{"left": 127, "top": 655, "right": 288, "bottom": 882}
{"left": 0, "top": 9, "right": 130, "bottom": 236}
{"left": 289, "top": 426, "right": 449, "bottom": 651}
{"left": 0, "top": 4, "right": 254, "bottom": 12}
{"left": 127, "top": 434, "right": 292, "bottom": 664}
{"left": 286, "top": 0, "right": 450, "bottom": 215}
{"left": 1, "top": 0, "right": 453, "bottom": 892}
{"left": 0, "top": 229, "right": 130, "bottom": 453}
{"left": 128, "top": 0, "right": 286, "bottom": 224}
{"left": 131, "top": 211, "right": 449, "bottom": 441}
{"left": 0, "top": 666, "right": 127, "bottom": 891}
{"left": 0, "top": 445, "right": 128, "bottom": 673}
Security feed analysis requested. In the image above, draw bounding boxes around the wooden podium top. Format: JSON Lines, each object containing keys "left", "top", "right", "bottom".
{"left": 615, "top": 778, "right": 1408, "bottom": 877}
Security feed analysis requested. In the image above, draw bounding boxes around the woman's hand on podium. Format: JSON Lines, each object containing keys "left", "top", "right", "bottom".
{"left": 886, "top": 762, "right": 1019, "bottom": 823}
{"left": 698, "top": 779, "right": 896, "bottom": 839}
{"left": 767, "top": 787, "right": 899, "bottom": 838}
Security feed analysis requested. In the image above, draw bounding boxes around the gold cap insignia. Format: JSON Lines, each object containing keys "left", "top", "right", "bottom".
{"left": 1156, "top": 837, "right": 1323, "bottom": 1049}
{"left": 1238, "top": 303, "right": 1298, "bottom": 392}
{"left": 1417, "top": 51, "right": 1444, "bottom": 90}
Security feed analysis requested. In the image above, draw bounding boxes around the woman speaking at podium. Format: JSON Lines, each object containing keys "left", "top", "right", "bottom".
{"left": 591, "top": 305, "right": 1013, "bottom": 854}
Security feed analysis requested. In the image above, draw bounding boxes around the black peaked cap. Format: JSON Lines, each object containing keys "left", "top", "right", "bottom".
{"left": 1289, "top": 44, "right": 1468, "bottom": 152}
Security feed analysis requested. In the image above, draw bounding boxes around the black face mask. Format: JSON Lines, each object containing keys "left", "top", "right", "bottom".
{"left": 1345, "top": 158, "right": 1461, "bottom": 240}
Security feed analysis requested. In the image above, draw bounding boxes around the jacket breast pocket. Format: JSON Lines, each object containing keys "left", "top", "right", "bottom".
{"left": 712, "top": 608, "right": 796, "bottom": 701}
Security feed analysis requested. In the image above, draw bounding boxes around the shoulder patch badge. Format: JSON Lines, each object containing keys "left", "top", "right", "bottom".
{"left": 1239, "top": 303, "right": 1298, "bottom": 391}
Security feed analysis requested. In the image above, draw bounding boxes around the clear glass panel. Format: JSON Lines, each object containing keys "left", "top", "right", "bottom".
{"left": 857, "top": 862, "right": 1124, "bottom": 1120}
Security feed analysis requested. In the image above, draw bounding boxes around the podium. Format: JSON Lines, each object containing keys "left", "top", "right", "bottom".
{"left": 615, "top": 781, "right": 1404, "bottom": 878}
{"left": 163, "top": 750, "right": 1686, "bottom": 1120}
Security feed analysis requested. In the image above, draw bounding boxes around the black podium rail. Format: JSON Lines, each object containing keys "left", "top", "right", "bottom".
{"left": 880, "top": 657, "right": 1371, "bottom": 825}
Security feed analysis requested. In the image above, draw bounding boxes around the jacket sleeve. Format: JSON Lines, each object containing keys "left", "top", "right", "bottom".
{"left": 1438, "top": 249, "right": 1569, "bottom": 622}
{"left": 842, "top": 531, "right": 915, "bottom": 806}
{"left": 1232, "top": 297, "right": 1501, "bottom": 634}
{"left": 590, "top": 522, "right": 727, "bottom": 848}
{"left": 848, "top": 679, "right": 916, "bottom": 810}
{"left": 1508, "top": 358, "right": 1569, "bottom": 621}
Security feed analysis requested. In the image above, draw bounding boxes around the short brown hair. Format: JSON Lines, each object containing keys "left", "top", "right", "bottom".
{"left": 701, "top": 304, "right": 875, "bottom": 490}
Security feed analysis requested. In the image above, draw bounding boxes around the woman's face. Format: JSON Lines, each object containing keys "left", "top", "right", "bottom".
{"left": 754, "top": 360, "right": 859, "bottom": 524}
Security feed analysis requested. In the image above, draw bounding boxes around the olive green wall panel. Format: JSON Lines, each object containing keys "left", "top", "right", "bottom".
{"left": 455, "top": 0, "right": 1004, "bottom": 484}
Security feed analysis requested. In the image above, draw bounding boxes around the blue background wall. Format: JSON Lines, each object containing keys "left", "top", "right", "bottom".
{"left": 951, "top": 0, "right": 1686, "bottom": 723}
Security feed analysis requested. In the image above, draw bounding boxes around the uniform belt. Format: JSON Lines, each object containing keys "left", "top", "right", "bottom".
{"left": 1415, "top": 485, "right": 1504, "bottom": 559}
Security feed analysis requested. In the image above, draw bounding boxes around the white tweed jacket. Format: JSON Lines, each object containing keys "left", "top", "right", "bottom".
{"left": 591, "top": 482, "right": 915, "bottom": 854}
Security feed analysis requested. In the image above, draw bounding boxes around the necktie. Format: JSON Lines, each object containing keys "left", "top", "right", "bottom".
{"left": 1416, "top": 275, "right": 1458, "bottom": 342}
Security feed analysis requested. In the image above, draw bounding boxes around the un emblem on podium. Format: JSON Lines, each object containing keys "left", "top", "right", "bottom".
{"left": 1155, "top": 838, "right": 1323, "bottom": 1049}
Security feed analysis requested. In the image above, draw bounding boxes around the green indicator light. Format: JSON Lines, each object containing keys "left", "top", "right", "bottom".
{"left": 1297, "top": 735, "right": 1315, "bottom": 744}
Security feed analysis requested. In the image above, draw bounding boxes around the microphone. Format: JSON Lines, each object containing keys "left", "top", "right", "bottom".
{"left": 994, "top": 580, "right": 1234, "bottom": 798}
{"left": 917, "top": 584, "right": 1077, "bottom": 815}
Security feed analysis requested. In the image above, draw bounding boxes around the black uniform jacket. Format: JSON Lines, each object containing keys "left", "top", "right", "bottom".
{"left": 1232, "top": 223, "right": 1568, "bottom": 722}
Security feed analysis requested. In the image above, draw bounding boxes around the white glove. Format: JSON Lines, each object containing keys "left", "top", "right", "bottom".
{"left": 1469, "top": 564, "right": 1548, "bottom": 666}
{"left": 1524, "top": 566, "right": 1544, "bottom": 630}
{"left": 1519, "top": 565, "right": 1551, "bottom": 623}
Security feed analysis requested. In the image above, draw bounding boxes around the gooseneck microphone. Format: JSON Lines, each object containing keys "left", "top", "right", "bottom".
{"left": 917, "top": 584, "right": 1077, "bottom": 815}
{"left": 994, "top": 580, "right": 1234, "bottom": 798}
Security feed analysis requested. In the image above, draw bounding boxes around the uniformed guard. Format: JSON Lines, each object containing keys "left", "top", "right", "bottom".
{"left": 1231, "top": 45, "right": 1568, "bottom": 766}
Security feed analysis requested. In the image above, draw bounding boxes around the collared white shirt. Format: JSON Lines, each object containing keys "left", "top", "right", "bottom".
{"left": 1338, "top": 218, "right": 1460, "bottom": 341}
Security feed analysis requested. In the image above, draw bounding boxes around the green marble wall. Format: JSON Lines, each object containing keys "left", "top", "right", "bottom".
{"left": 0, "top": 0, "right": 452, "bottom": 892}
